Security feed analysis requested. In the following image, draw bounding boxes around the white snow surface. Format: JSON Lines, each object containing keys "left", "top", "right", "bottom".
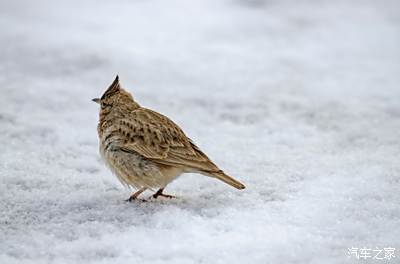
{"left": 1, "top": 0, "right": 400, "bottom": 263}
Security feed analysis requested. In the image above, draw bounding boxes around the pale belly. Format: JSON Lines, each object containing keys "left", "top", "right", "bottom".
{"left": 99, "top": 142, "right": 183, "bottom": 190}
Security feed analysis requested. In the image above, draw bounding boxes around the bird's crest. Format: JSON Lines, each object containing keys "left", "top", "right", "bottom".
{"left": 101, "top": 75, "right": 120, "bottom": 100}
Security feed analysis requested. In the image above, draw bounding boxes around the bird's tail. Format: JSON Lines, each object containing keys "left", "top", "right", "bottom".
{"left": 208, "top": 170, "right": 246, "bottom": 190}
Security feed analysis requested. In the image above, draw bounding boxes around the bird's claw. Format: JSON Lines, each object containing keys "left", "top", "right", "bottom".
{"left": 152, "top": 193, "right": 176, "bottom": 199}
{"left": 125, "top": 197, "right": 148, "bottom": 202}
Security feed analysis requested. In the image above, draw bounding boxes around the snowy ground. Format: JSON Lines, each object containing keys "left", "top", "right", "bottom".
{"left": 1, "top": 0, "right": 400, "bottom": 263}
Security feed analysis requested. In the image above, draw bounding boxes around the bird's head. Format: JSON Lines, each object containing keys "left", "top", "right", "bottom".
{"left": 92, "top": 75, "right": 138, "bottom": 112}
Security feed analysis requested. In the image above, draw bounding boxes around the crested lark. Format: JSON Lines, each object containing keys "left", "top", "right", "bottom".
{"left": 93, "top": 76, "right": 245, "bottom": 201}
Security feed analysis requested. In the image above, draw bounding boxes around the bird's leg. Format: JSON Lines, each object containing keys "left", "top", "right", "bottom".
{"left": 126, "top": 187, "right": 147, "bottom": 202}
{"left": 152, "top": 188, "right": 176, "bottom": 199}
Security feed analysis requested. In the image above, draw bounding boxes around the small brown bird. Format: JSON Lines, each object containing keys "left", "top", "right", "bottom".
{"left": 93, "top": 76, "right": 245, "bottom": 201}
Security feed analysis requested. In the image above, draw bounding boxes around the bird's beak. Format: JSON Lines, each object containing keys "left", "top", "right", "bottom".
{"left": 92, "top": 98, "right": 100, "bottom": 104}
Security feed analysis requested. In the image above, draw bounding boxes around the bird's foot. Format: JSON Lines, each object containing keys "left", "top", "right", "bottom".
{"left": 152, "top": 188, "right": 176, "bottom": 199}
{"left": 153, "top": 193, "right": 176, "bottom": 199}
{"left": 125, "top": 196, "right": 148, "bottom": 202}
{"left": 125, "top": 187, "right": 147, "bottom": 202}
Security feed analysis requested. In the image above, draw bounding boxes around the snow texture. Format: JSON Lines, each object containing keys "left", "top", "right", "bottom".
{"left": 1, "top": 0, "right": 400, "bottom": 263}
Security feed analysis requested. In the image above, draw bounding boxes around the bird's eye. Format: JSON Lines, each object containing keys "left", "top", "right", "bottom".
{"left": 101, "top": 102, "right": 112, "bottom": 109}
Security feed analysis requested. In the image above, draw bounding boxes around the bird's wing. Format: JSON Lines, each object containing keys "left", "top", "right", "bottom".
{"left": 116, "top": 108, "right": 220, "bottom": 172}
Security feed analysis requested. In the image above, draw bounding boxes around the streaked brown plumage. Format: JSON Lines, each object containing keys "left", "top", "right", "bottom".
{"left": 93, "top": 75, "right": 245, "bottom": 201}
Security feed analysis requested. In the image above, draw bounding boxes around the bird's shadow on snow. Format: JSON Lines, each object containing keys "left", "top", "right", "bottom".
{"left": 81, "top": 183, "right": 281, "bottom": 225}
{"left": 3, "top": 179, "right": 281, "bottom": 239}
{"left": 105, "top": 190, "right": 249, "bottom": 219}
{"left": 60, "top": 186, "right": 258, "bottom": 225}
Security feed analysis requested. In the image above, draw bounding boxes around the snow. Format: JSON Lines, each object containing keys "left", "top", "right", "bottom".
{"left": 1, "top": 0, "right": 400, "bottom": 263}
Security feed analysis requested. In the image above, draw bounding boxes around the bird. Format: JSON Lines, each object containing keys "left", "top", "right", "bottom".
{"left": 92, "top": 75, "right": 245, "bottom": 201}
